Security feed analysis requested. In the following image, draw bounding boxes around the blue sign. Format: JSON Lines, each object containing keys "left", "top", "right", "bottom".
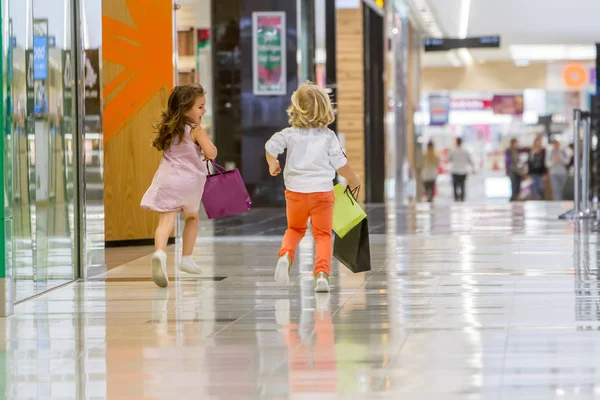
{"left": 49, "top": 36, "right": 56, "bottom": 48}
{"left": 33, "top": 35, "right": 48, "bottom": 80}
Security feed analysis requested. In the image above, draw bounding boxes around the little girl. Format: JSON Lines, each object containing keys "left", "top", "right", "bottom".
{"left": 141, "top": 83, "right": 217, "bottom": 288}
{"left": 265, "top": 82, "right": 360, "bottom": 293}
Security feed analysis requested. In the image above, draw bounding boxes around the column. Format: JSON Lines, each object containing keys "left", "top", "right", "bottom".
{"left": 386, "top": 1, "right": 410, "bottom": 204}
{"left": 336, "top": 3, "right": 365, "bottom": 201}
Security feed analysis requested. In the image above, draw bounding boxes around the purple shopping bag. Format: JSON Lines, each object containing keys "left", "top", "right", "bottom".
{"left": 201, "top": 161, "right": 252, "bottom": 219}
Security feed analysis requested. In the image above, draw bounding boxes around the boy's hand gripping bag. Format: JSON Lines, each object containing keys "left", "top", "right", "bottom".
{"left": 333, "top": 184, "right": 366, "bottom": 238}
{"left": 333, "top": 218, "right": 371, "bottom": 273}
{"left": 201, "top": 161, "right": 252, "bottom": 219}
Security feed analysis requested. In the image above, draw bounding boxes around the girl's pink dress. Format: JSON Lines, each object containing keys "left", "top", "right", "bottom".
{"left": 141, "top": 125, "right": 208, "bottom": 213}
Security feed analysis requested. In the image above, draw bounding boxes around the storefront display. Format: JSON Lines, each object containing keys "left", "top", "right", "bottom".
{"left": 0, "top": 0, "right": 104, "bottom": 315}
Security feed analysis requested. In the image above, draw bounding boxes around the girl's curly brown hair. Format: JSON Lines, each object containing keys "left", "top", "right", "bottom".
{"left": 152, "top": 83, "right": 205, "bottom": 151}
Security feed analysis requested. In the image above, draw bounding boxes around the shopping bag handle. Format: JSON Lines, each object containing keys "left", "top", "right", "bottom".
{"left": 206, "top": 160, "right": 227, "bottom": 176}
{"left": 344, "top": 185, "right": 360, "bottom": 205}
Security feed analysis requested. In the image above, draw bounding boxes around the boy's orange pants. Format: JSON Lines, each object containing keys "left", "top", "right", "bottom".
{"left": 278, "top": 190, "right": 334, "bottom": 276}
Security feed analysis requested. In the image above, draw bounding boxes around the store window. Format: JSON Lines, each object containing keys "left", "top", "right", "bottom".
{"left": 8, "top": 0, "right": 78, "bottom": 301}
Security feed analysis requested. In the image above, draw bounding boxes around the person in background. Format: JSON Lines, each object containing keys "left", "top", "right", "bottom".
{"left": 422, "top": 141, "right": 440, "bottom": 202}
{"left": 527, "top": 136, "right": 547, "bottom": 200}
{"left": 448, "top": 137, "right": 474, "bottom": 202}
{"left": 506, "top": 138, "right": 523, "bottom": 202}
{"left": 546, "top": 139, "right": 568, "bottom": 201}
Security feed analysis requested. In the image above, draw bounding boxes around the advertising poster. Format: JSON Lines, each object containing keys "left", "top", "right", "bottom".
{"left": 62, "top": 50, "right": 73, "bottom": 115}
{"left": 491, "top": 94, "right": 524, "bottom": 116}
{"left": 428, "top": 94, "right": 450, "bottom": 126}
{"left": 84, "top": 49, "right": 101, "bottom": 116}
{"left": 253, "top": 12, "right": 286, "bottom": 96}
{"left": 32, "top": 19, "right": 48, "bottom": 116}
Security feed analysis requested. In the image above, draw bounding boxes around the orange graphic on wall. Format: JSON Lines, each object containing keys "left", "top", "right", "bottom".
{"left": 102, "top": 0, "right": 173, "bottom": 143}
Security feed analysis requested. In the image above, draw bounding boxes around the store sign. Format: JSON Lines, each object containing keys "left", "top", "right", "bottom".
{"left": 33, "top": 35, "right": 48, "bottom": 80}
{"left": 429, "top": 94, "right": 450, "bottom": 126}
{"left": 562, "top": 63, "right": 588, "bottom": 89}
{"left": 491, "top": 95, "right": 524, "bottom": 116}
{"left": 451, "top": 99, "right": 492, "bottom": 110}
{"left": 253, "top": 12, "right": 286, "bottom": 96}
{"left": 424, "top": 36, "right": 500, "bottom": 52}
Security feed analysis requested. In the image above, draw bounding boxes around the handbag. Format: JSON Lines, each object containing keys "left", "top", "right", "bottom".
{"left": 332, "top": 184, "right": 366, "bottom": 238}
{"left": 201, "top": 160, "right": 252, "bottom": 219}
{"left": 333, "top": 218, "right": 371, "bottom": 273}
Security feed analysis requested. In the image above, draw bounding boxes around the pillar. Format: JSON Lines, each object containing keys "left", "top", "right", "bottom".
{"left": 336, "top": 4, "right": 366, "bottom": 202}
{"left": 386, "top": 2, "right": 410, "bottom": 204}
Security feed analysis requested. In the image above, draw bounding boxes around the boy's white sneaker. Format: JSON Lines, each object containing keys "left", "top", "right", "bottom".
{"left": 151, "top": 250, "right": 169, "bottom": 288}
{"left": 179, "top": 256, "right": 202, "bottom": 274}
{"left": 274, "top": 254, "right": 291, "bottom": 285}
{"left": 315, "top": 272, "right": 330, "bottom": 293}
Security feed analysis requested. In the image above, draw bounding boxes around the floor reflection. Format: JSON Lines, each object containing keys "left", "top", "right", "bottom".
{"left": 3, "top": 202, "right": 600, "bottom": 398}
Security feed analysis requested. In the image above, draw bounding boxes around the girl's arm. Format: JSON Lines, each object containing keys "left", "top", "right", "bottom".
{"left": 192, "top": 127, "right": 217, "bottom": 160}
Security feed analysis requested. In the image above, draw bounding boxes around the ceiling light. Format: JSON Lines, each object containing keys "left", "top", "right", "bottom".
{"left": 408, "top": 0, "right": 443, "bottom": 38}
{"left": 447, "top": 51, "right": 463, "bottom": 67}
{"left": 514, "top": 59, "right": 531, "bottom": 67}
{"left": 458, "top": 48, "right": 474, "bottom": 65}
{"left": 459, "top": 0, "right": 471, "bottom": 38}
{"left": 509, "top": 45, "right": 596, "bottom": 62}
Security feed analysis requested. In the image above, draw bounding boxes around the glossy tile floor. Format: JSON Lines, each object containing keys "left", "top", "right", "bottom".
{"left": 3, "top": 201, "right": 600, "bottom": 399}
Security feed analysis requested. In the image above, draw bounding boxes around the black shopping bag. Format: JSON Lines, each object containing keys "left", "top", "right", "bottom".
{"left": 333, "top": 218, "right": 371, "bottom": 273}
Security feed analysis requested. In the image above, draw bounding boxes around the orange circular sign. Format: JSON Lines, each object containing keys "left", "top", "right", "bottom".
{"left": 563, "top": 64, "right": 588, "bottom": 89}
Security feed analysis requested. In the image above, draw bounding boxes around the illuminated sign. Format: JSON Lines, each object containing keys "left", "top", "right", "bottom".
{"left": 424, "top": 36, "right": 500, "bottom": 52}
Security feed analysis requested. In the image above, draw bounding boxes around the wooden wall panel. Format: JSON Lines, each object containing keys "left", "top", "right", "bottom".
{"left": 102, "top": 0, "right": 174, "bottom": 242}
{"left": 336, "top": 7, "right": 365, "bottom": 201}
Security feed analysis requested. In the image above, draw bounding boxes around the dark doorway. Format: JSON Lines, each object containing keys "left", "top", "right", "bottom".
{"left": 363, "top": 5, "right": 385, "bottom": 203}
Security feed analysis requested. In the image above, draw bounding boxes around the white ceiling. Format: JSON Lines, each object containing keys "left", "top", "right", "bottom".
{"left": 421, "top": 0, "right": 600, "bottom": 67}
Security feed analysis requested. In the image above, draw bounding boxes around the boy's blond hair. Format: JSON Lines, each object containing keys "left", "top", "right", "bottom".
{"left": 287, "top": 82, "right": 335, "bottom": 129}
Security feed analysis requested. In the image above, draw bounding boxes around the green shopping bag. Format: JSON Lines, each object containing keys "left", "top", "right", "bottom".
{"left": 333, "top": 184, "right": 366, "bottom": 238}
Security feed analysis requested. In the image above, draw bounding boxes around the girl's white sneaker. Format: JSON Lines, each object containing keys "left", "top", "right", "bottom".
{"left": 179, "top": 256, "right": 202, "bottom": 274}
{"left": 151, "top": 250, "right": 169, "bottom": 288}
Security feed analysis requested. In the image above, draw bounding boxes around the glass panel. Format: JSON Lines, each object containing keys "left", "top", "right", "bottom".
{"left": 31, "top": 0, "right": 76, "bottom": 289}
{"left": 82, "top": 0, "right": 105, "bottom": 277}
{"left": 10, "top": 0, "right": 35, "bottom": 301}
{"left": 10, "top": 0, "right": 77, "bottom": 301}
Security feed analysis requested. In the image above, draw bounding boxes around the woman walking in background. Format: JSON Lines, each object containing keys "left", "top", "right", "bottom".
{"left": 546, "top": 139, "right": 568, "bottom": 201}
{"left": 422, "top": 141, "right": 440, "bottom": 202}
{"left": 527, "top": 136, "right": 547, "bottom": 200}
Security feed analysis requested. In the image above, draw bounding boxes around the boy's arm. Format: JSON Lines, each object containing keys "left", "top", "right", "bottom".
{"left": 265, "top": 130, "right": 287, "bottom": 176}
{"left": 328, "top": 131, "right": 360, "bottom": 190}
{"left": 265, "top": 151, "right": 281, "bottom": 176}
{"left": 337, "top": 164, "right": 360, "bottom": 191}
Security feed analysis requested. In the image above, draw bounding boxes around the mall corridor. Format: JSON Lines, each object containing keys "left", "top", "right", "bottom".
{"left": 3, "top": 202, "right": 598, "bottom": 399}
